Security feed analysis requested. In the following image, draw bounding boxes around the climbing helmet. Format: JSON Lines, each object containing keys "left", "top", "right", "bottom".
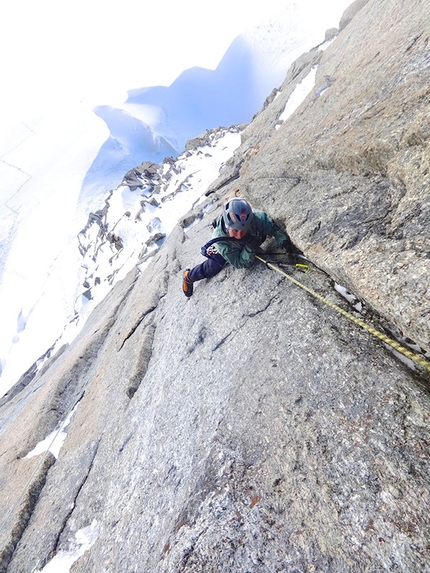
{"left": 222, "top": 198, "right": 253, "bottom": 231}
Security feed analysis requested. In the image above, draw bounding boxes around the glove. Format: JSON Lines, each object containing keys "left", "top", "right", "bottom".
{"left": 245, "top": 235, "right": 264, "bottom": 249}
{"left": 284, "top": 252, "right": 300, "bottom": 265}
{"left": 281, "top": 237, "right": 293, "bottom": 252}
{"left": 281, "top": 239, "right": 303, "bottom": 264}
{"left": 281, "top": 237, "right": 294, "bottom": 254}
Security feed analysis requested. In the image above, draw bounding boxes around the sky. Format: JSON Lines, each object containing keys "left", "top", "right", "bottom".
{"left": 0, "top": 0, "right": 301, "bottom": 121}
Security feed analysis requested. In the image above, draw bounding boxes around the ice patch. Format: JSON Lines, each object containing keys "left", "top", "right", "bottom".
{"left": 320, "top": 38, "right": 336, "bottom": 51}
{"left": 25, "top": 403, "right": 79, "bottom": 459}
{"left": 335, "top": 283, "right": 363, "bottom": 313}
{"left": 277, "top": 67, "right": 317, "bottom": 126}
{"left": 35, "top": 520, "right": 100, "bottom": 573}
{"left": 383, "top": 344, "right": 417, "bottom": 371}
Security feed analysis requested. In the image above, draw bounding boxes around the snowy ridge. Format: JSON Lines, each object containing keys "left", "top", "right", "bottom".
{"left": 34, "top": 127, "right": 242, "bottom": 378}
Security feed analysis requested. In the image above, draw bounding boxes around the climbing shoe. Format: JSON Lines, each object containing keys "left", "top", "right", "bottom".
{"left": 182, "top": 269, "right": 194, "bottom": 298}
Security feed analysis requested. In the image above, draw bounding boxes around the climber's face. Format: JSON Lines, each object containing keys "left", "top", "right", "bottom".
{"left": 228, "top": 228, "right": 247, "bottom": 240}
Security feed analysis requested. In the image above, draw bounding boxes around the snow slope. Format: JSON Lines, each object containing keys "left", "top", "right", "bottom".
{"left": 0, "top": 128, "right": 242, "bottom": 396}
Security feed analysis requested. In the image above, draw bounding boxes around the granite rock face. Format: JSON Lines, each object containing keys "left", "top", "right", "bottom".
{"left": 1, "top": 1, "right": 429, "bottom": 572}
{"left": 230, "top": 0, "right": 430, "bottom": 352}
{"left": 2, "top": 225, "right": 429, "bottom": 573}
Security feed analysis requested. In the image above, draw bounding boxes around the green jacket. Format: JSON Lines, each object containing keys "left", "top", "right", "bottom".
{"left": 212, "top": 210, "right": 289, "bottom": 269}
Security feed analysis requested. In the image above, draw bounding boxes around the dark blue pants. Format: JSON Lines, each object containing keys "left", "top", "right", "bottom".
{"left": 188, "top": 254, "right": 227, "bottom": 282}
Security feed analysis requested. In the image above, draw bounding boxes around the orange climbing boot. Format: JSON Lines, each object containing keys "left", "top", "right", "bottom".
{"left": 182, "top": 269, "right": 194, "bottom": 298}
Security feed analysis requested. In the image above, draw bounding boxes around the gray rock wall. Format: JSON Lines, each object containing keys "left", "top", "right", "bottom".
{"left": 1, "top": 0, "right": 429, "bottom": 571}
{"left": 2, "top": 220, "right": 429, "bottom": 572}
{"left": 233, "top": 0, "right": 430, "bottom": 352}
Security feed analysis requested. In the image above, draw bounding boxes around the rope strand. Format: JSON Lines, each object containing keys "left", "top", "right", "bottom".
{"left": 256, "top": 255, "right": 430, "bottom": 373}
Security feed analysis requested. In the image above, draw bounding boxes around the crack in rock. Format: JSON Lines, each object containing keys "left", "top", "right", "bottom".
{"left": 0, "top": 454, "right": 55, "bottom": 572}
{"left": 243, "top": 298, "right": 274, "bottom": 318}
{"left": 117, "top": 304, "right": 160, "bottom": 352}
{"left": 44, "top": 441, "right": 100, "bottom": 567}
{"left": 212, "top": 332, "right": 234, "bottom": 352}
{"left": 126, "top": 322, "right": 157, "bottom": 400}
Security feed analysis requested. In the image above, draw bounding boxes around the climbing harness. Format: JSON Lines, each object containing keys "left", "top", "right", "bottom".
{"left": 200, "top": 237, "right": 231, "bottom": 266}
{"left": 256, "top": 254, "right": 430, "bottom": 374}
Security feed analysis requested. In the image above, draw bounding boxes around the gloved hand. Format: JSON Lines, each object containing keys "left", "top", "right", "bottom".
{"left": 281, "top": 239, "right": 304, "bottom": 264}
{"left": 245, "top": 235, "right": 264, "bottom": 249}
{"left": 284, "top": 252, "right": 300, "bottom": 265}
{"left": 281, "top": 238, "right": 293, "bottom": 252}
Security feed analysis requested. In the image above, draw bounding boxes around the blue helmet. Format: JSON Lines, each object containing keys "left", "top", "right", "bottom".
{"left": 223, "top": 198, "right": 253, "bottom": 231}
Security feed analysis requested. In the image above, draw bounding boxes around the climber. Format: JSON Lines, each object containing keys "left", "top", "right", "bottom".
{"left": 182, "top": 196, "right": 303, "bottom": 298}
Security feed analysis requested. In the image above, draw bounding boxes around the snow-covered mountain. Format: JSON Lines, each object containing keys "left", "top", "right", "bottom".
{"left": 91, "top": 4, "right": 351, "bottom": 184}
{"left": 74, "top": 127, "right": 243, "bottom": 344}
{"left": 0, "top": 0, "right": 353, "bottom": 397}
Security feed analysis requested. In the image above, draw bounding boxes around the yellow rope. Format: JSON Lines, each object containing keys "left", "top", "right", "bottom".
{"left": 256, "top": 255, "right": 430, "bottom": 373}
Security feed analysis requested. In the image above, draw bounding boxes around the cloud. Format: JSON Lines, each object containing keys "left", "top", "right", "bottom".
{"left": 0, "top": 0, "right": 293, "bottom": 119}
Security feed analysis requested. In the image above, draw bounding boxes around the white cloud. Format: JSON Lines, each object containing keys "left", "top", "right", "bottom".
{"left": 0, "top": 0, "right": 296, "bottom": 120}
